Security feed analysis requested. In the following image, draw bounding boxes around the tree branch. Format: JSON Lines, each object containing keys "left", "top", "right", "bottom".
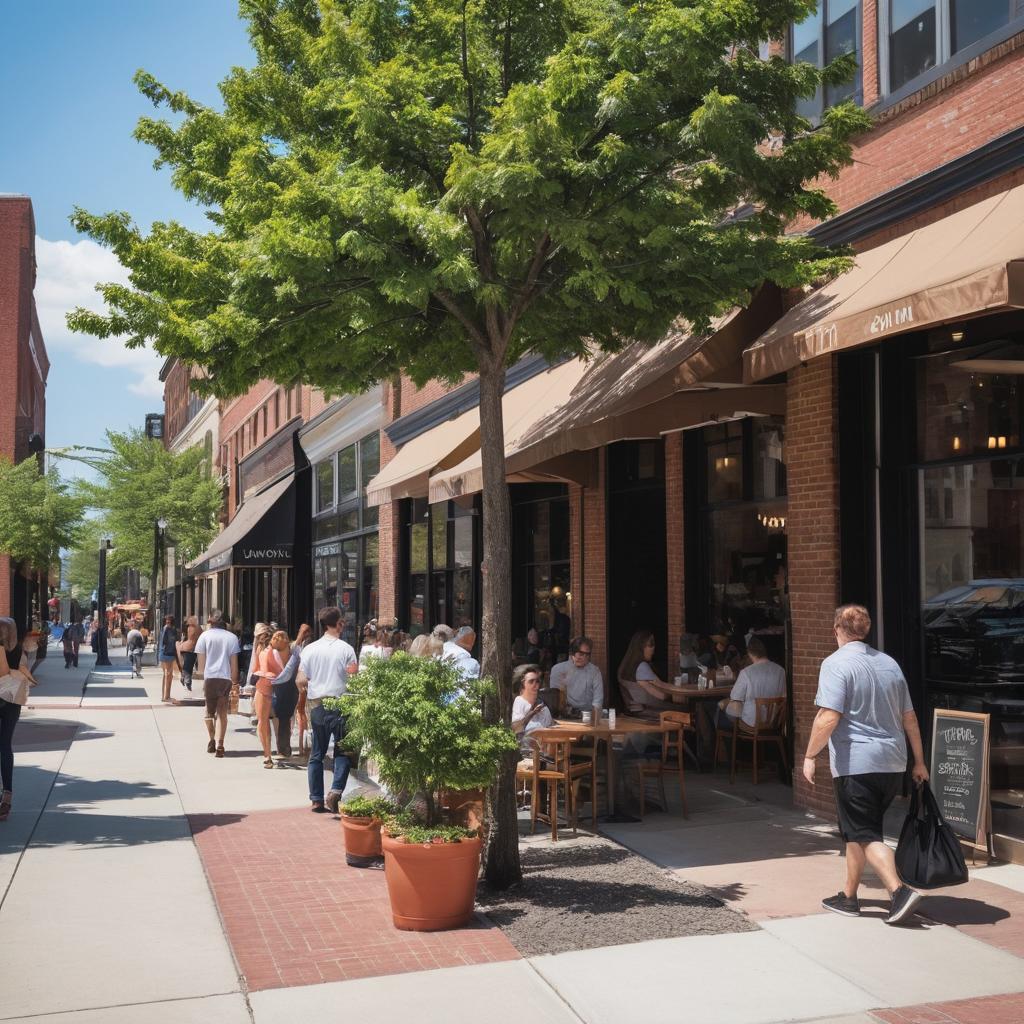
{"left": 461, "top": 1, "right": 477, "bottom": 150}
{"left": 434, "top": 290, "right": 488, "bottom": 354}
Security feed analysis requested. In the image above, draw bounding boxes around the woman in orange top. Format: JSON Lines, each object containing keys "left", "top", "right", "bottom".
{"left": 252, "top": 628, "right": 278, "bottom": 768}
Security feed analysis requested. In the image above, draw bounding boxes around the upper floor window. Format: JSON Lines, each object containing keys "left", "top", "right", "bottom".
{"left": 790, "top": 1, "right": 861, "bottom": 121}
{"left": 883, "top": 1, "right": 1024, "bottom": 95}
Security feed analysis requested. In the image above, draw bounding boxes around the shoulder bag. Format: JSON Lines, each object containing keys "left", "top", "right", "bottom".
{"left": 895, "top": 781, "right": 969, "bottom": 890}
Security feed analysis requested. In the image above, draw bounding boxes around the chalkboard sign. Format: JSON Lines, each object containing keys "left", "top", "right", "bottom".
{"left": 929, "top": 709, "right": 991, "bottom": 851}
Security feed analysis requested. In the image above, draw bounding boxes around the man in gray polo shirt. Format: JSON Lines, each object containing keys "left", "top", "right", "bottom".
{"left": 550, "top": 636, "right": 604, "bottom": 712}
{"left": 803, "top": 604, "right": 929, "bottom": 925}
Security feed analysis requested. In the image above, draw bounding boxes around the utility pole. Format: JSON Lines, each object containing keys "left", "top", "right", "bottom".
{"left": 96, "top": 537, "right": 113, "bottom": 667}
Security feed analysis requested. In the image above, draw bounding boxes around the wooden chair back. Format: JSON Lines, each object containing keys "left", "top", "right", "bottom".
{"left": 752, "top": 696, "right": 786, "bottom": 734}
{"left": 659, "top": 710, "right": 691, "bottom": 767}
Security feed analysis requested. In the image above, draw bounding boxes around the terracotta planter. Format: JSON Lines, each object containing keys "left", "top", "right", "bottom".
{"left": 382, "top": 833, "right": 482, "bottom": 931}
{"left": 341, "top": 814, "right": 383, "bottom": 867}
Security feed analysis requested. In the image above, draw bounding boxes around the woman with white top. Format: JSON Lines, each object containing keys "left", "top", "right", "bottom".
{"left": 511, "top": 664, "right": 553, "bottom": 754}
{"left": 618, "top": 631, "right": 676, "bottom": 712}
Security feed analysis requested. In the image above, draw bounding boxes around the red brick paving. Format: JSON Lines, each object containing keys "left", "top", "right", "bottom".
{"left": 872, "top": 991, "right": 1024, "bottom": 1023}
{"left": 189, "top": 807, "right": 519, "bottom": 991}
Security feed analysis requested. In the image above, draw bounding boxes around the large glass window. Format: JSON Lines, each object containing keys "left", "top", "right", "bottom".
{"left": 311, "top": 431, "right": 381, "bottom": 635}
{"left": 790, "top": 1, "right": 861, "bottom": 121}
{"left": 885, "top": 0, "right": 1024, "bottom": 94}
{"left": 403, "top": 498, "right": 480, "bottom": 637}
{"left": 696, "top": 417, "right": 788, "bottom": 667}
{"left": 315, "top": 459, "right": 334, "bottom": 513}
{"left": 917, "top": 345, "right": 1024, "bottom": 844}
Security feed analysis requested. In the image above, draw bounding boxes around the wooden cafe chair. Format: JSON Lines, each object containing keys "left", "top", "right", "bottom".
{"left": 637, "top": 710, "right": 690, "bottom": 819}
{"left": 714, "top": 696, "right": 788, "bottom": 785}
{"left": 515, "top": 735, "right": 597, "bottom": 841}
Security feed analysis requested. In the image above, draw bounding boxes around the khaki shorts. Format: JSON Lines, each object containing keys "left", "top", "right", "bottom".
{"left": 204, "top": 678, "right": 232, "bottom": 717}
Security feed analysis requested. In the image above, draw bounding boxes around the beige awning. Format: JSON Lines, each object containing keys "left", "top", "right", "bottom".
{"left": 428, "top": 293, "right": 783, "bottom": 503}
{"left": 744, "top": 184, "right": 1024, "bottom": 383}
{"left": 365, "top": 406, "right": 481, "bottom": 507}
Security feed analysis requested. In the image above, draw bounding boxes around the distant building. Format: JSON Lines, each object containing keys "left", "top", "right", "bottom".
{"left": 0, "top": 195, "right": 49, "bottom": 631}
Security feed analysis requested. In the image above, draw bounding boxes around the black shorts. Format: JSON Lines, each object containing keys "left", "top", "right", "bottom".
{"left": 833, "top": 772, "right": 903, "bottom": 843}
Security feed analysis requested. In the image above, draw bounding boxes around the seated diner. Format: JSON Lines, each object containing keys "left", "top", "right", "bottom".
{"left": 618, "top": 630, "right": 677, "bottom": 713}
{"left": 511, "top": 663, "right": 554, "bottom": 754}
{"left": 706, "top": 636, "right": 786, "bottom": 733}
{"left": 550, "top": 636, "right": 604, "bottom": 712}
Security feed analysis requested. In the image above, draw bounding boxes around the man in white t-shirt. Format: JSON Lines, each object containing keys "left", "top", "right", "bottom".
{"left": 708, "top": 637, "right": 785, "bottom": 734}
{"left": 194, "top": 611, "right": 241, "bottom": 757}
{"left": 300, "top": 605, "right": 358, "bottom": 813}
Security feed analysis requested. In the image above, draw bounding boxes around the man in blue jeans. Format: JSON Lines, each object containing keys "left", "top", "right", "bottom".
{"left": 299, "top": 605, "right": 358, "bottom": 813}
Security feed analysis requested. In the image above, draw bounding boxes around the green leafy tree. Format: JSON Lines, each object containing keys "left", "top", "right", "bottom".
{"left": 65, "top": 518, "right": 119, "bottom": 600}
{"left": 75, "top": 429, "right": 223, "bottom": 611}
{"left": 68, "top": 0, "right": 868, "bottom": 885}
{"left": 0, "top": 458, "right": 86, "bottom": 583}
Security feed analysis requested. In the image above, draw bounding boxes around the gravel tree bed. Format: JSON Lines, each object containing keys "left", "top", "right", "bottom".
{"left": 476, "top": 835, "right": 757, "bottom": 956}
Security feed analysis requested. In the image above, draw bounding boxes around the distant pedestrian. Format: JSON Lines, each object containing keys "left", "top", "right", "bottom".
{"left": 62, "top": 622, "right": 76, "bottom": 669}
{"left": 178, "top": 615, "right": 200, "bottom": 692}
{"left": 804, "top": 604, "right": 929, "bottom": 926}
{"left": 300, "top": 606, "right": 357, "bottom": 813}
{"left": 0, "top": 617, "right": 37, "bottom": 822}
{"left": 194, "top": 610, "right": 240, "bottom": 758}
{"left": 125, "top": 624, "right": 146, "bottom": 678}
{"left": 273, "top": 623, "right": 310, "bottom": 758}
{"left": 68, "top": 617, "right": 85, "bottom": 667}
{"left": 158, "top": 615, "right": 179, "bottom": 703}
{"left": 254, "top": 628, "right": 304, "bottom": 766}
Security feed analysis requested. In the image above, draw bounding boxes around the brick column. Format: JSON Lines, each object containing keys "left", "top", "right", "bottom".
{"left": 377, "top": 431, "right": 400, "bottom": 624}
{"left": 581, "top": 449, "right": 608, "bottom": 691}
{"left": 665, "top": 432, "right": 685, "bottom": 668}
{"left": 862, "top": 0, "right": 879, "bottom": 108}
{"left": 786, "top": 357, "right": 842, "bottom": 819}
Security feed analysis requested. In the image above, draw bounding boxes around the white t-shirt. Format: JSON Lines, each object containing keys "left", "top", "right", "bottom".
{"left": 730, "top": 659, "right": 787, "bottom": 728}
{"left": 194, "top": 627, "right": 240, "bottom": 680}
{"left": 442, "top": 640, "right": 480, "bottom": 681}
{"left": 300, "top": 634, "right": 357, "bottom": 700}
{"left": 358, "top": 644, "right": 389, "bottom": 668}
{"left": 512, "top": 695, "right": 553, "bottom": 735}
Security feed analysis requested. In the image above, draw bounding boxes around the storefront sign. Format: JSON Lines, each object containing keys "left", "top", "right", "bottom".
{"left": 868, "top": 302, "right": 914, "bottom": 336}
{"left": 929, "top": 708, "right": 990, "bottom": 851}
{"left": 234, "top": 544, "right": 294, "bottom": 566}
{"left": 206, "top": 550, "right": 231, "bottom": 572}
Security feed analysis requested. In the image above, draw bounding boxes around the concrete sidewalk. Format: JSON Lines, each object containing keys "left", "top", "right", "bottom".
{"left": 2, "top": 690, "right": 1022, "bottom": 1023}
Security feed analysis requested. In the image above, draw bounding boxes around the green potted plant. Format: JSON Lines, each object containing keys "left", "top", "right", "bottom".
{"left": 342, "top": 652, "right": 516, "bottom": 931}
{"left": 338, "top": 794, "right": 395, "bottom": 867}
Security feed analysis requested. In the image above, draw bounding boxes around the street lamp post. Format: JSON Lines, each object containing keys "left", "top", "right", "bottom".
{"left": 95, "top": 537, "right": 114, "bottom": 667}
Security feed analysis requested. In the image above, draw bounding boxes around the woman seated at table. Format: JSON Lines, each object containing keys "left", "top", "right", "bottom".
{"left": 511, "top": 663, "right": 553, "bottom": 755}
{"left": 618, "top": 631, "right": 677, "bottom": 713}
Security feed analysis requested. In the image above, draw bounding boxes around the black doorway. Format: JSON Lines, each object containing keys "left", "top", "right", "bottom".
{"left": 607, "top": 441, "right": 668, "bottom": 683}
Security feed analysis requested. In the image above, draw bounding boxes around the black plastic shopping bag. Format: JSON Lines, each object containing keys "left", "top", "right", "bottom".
{"left": 895, "top": 781, "right": 969, "bottom": 890}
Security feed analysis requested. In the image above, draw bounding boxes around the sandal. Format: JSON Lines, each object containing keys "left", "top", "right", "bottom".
{"left": 263, "top": 758, "right": 274, "bottom": 769}
{"left": 0, "top": 791, "right": 11, "bottom": 822}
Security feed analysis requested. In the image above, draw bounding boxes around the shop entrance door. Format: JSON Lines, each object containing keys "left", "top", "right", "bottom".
{"left": 607, "top": 441, "right": 668, "bottom": 683}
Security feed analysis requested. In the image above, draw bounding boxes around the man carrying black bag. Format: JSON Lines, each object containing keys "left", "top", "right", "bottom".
{"left": 803, "top": 604, "right": 929, "bottom": 925}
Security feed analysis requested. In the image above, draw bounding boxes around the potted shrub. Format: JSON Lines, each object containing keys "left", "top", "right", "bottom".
{"left": 342, "top": 653, "right": 516, "bottom": 931}
{"left": 339, "top": 794, "right": 395, "bottom": 867}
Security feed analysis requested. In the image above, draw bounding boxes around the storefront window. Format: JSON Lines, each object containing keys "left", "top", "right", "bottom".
{"left": 694, "top": 417, "right": 788, "bottom": 666}
{"left": 315, "top": 459, "right": 334, "bottom": 513}
{"left": 311, "top": 431, "right": 381, "bottom": 633}
{"left": 402, "top": 498, "right": 480, "bottom": 637}
{"left": 790, "top": 1, "right": 861, "bottom": 119}
{"left": 917, "top": 346, "right": 1024, "bottom": 845}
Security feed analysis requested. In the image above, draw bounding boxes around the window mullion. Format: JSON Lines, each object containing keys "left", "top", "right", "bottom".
{"left": 879, "top": 0, "right": 892, "bottom": 96}
{"left": 938, "top": 0, "right": 951, "bottom": 64}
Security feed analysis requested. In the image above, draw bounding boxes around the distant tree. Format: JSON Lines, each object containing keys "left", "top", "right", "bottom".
{"left": 0, "top": 458, "right": 86, "bottom": 590}
{"left": 69, "top": 0, "right": 868, "bottom": 886}
{"left": 74, "top": 430, "right": 223, "bottom": 612}
{"left": 65, "top": 518, "right": 119, "bottom": 600}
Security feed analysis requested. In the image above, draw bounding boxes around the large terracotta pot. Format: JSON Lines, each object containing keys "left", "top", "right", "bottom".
{"left": 382, "top": 833, "right": 482, "bottom": 931}
{"left": 341, "top": 814, "right": 383, "bottom": 867}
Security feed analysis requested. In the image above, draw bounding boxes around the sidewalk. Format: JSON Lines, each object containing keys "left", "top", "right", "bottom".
{"left": 2, "top": 667, "right": 1022, "bottom": 1023}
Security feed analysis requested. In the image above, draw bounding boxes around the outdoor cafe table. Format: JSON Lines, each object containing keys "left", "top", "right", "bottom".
{"left": 530, "top": 717, "right": 676, "bottom": 819}
{"left": 645, "top": 680, "right": 733, "bottom": 705}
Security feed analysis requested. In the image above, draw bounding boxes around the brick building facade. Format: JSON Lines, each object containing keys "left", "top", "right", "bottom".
{"left": 0, "top": 196, "right": 49, "bottom": 629}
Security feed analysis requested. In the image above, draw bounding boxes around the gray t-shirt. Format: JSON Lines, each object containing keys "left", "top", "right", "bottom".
{"left": 815, "top": 641, "right": 914, "bottom": 777}
{"left": 550, "top": 660, "right": 604, "bottom": 710}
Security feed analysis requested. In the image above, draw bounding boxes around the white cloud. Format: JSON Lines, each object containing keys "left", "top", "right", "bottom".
{"left": 35, "top": 236, "right": 165, "bottom": 400}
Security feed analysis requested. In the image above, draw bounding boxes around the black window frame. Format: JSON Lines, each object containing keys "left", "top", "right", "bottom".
{"left": 788, "top": 0, "right": 864, "bottom": 123}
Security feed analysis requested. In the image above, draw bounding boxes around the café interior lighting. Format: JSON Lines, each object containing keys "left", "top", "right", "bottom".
{"left": 952, "top": 436, "right": 961, "bottom": 451}
{"left": 951, "top": 330, "right": 965, "bottom": 342}
{"left": 715, "top": 456, "right": 733, "bottom": 471}
{"left": 1000, "top": 436, "right": 1008, "bottom": 448}
{"left": 757, "top": 512, "right": 786, "bottom": 530}
{"left": 989, "top": 436, "right": 997, "bottom": 449}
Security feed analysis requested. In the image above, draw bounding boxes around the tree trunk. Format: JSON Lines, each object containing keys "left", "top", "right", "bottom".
{"left": 477, "top": 360, "right": 521, "bottom": 889}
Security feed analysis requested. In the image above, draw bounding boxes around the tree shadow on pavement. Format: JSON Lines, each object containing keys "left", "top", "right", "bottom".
{"left": 12, "top": 720, "right": 113, "bottom": 753}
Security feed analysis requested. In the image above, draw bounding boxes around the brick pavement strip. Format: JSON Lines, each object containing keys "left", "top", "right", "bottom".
{"left": 189, "top": 807, "right": 520, "bottom": 991}
{"left": 870, "top": 991, "right": 1024, "bottom": 1024}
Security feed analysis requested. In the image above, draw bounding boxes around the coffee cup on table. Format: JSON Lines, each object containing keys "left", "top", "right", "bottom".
{"left": 581, "top": 710, "right": 592, "bottom": 725}
{"left": 592, "top": 703, "right": 602, "bottom": 726}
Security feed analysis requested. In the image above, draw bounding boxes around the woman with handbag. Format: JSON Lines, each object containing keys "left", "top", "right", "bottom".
{"left": 158, "top": 615, "right": 179, "bottom": 703}
{"left": 0, "top": 617, "right": 37, "bottom": 822}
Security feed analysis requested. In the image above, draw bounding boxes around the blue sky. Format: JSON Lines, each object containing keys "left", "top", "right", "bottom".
{"left": 0, "top": 2, "right": 253, "bottom": 478}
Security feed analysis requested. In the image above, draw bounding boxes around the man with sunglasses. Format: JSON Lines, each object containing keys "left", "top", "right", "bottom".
{"left": 550, "top": 636, "right": 604, "bottom": 713}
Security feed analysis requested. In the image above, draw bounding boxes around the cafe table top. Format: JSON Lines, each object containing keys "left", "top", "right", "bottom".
{"left": 531, "top": 717, "right": 676, "bottom": 740}
{"left": 645, "top": 679, "right": 734, "bottom": 701}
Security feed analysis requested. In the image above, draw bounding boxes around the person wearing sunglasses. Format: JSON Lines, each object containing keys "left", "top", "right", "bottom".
{"left": 549, "top": 636, "right": 604, "bottom": 713}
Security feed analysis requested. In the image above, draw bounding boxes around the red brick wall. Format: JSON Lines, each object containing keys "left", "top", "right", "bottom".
{"left": 786, "top": 357, "right": 842, "bottom": 819}
{"left": 580, "top": 450, "right": 608, "bottom": 694}
{"left": 0, "top": 197, "right": 46, "bottom": 619}
{"left": 665, "top": 432, "right": 685, "bottom": 669}
{"left": 792, "top": 31, "right": 1024, "bottom": 232}
{"left": 377, "top": 429, "right": 400, "bottom": 623}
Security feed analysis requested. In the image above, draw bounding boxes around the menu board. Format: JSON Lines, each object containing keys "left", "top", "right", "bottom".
{"left": 929, "top": 709, "right": 990, "bottom": 850}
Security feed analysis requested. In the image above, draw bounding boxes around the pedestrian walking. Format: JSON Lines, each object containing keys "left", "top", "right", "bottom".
{"left": 177, "top": 615, "right": 200, "bottom": 692}
{"left": 300, "top": 606, "right": 357, "bottom": 813}
{"left": 125, "top": 623, "right": 146, "bottom": 678}
{"left": 245, "top": 623, "right": 272, "bottom": 726}
{"left": 62, "top": 621, "right": 76, "bottom": 669}
{"left": 803, "top": 604, "right": 929, "bottom": 926}
{"left": 68, "top": 617, "right": 85, "bottom": 668}
{"left": 194, "top": 610, "right": 240, "bottom": 758}
{"left": 0, "top": 617, "right": 37, "bottom": 822}
{"left": 253, "top": 628, "right": 303, "bottom": 767}
{"left": 158, "top": 615, "right": 179, "bottom": 703}
{"left": 271, "top": 624, "right": 310, "bottom": 759}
